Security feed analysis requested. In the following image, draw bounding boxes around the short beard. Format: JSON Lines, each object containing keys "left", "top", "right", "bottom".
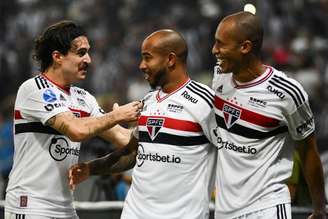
{"left": 150, "top": 68, "right": 166, "bottom": 90}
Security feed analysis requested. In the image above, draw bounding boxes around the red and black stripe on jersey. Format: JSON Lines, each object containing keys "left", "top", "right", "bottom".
{"left": 138, "top": 115, "right": 209, "bottom": 146}
{"left": 214, "top": 96, "right": 288, "bottom": 139}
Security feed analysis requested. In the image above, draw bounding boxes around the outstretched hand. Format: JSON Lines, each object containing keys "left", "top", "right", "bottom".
{"left": 68, "top": 162, "right": 90, "bottom": 190}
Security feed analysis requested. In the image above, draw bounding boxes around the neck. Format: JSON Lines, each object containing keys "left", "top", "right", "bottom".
{"left": 162, "top": 68, "right": 189, "bottom": 93}
{"left": 43, "top": 67, "right": 70, "bottom": 88}
{"left": 233, "top": 58, "right": 264, "bottom": 83}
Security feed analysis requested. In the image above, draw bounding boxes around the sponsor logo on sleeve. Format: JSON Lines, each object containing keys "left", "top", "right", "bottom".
{"left": 44, "top": 102, "right": 66, "bottom": 111}
{"left": 267, "top": 85, "right": 285, "bottom": 99}
{"left": 296, "top": 117, "right": 314, "bottom": 135}
{"left": 43, "top": 89, "right": 57, "bottom": 102}
{"left": 181, "top": 90, "right": 198, "bottom": 104}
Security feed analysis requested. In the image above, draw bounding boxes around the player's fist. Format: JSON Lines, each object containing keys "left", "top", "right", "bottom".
{"left": 112, "top": 101, "right": 143, "bottom": 123}
{"left": 68, "top": 162, "right": 90, "bottom": 190}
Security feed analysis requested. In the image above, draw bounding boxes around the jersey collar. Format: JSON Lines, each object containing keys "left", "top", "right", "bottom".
{"left": 232, "top": 65, "right": 273, "bottom": 89}
{"left": 41, "top": 74, "right": 71, "bottom": 94}
{"left": 156, "top": 78, "right": 190, "bottom": 102}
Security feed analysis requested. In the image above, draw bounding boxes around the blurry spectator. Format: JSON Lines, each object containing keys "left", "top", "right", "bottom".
{"left": 0, "top": 95, "right": 15, "bottom": 199}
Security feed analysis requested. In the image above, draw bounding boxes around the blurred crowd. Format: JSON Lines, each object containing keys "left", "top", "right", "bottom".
{"left": 1, "top": 0, "right": 328, "bottom": 202}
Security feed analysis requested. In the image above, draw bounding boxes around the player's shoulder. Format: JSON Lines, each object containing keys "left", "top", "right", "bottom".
{"left": 267, "top": 67, "right": 308, "bottom": 107}
{"left": 182, "top": 80, "right": 214, "bottom": 109}
{"left": 141, "top": 90, "right": 156, "bottom": 104}
{"left": 18, "top": 74, "right": 52, "bottom": 93}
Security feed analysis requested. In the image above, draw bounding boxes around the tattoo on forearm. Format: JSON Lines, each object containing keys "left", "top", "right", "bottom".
{"left": 46, "top": 116, "right": 56, "bottom": 126}
{"left": 58, "top": 122, "right": 69, "bottom": 135}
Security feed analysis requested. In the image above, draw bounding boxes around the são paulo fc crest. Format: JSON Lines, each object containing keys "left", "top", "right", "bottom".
{"left": 223, "top": 103, "right": 241, "bottom": 129}
{"left": 146, "top": 118, "right": 165, "bottom": 140}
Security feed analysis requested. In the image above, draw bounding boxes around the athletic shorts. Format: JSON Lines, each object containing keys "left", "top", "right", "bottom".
{"left": 233, "top": 203, "right": 291, "bottom": 219}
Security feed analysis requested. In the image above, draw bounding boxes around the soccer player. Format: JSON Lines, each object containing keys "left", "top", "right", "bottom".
{"left": 5, "top": 20, "right": 142, "bottom": 219}
{"left": 69, "top": 29, "right": 217, "bottom": 219}
{"left": 211, "top": 11, "right": 326, "bottom": 219}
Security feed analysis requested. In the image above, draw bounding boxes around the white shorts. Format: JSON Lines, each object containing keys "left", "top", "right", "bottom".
{"left": 5, "top": 211, "right": 80, "bottom": 219}
{"left": 233, "top": 203, "right": 291, "bottom": 219}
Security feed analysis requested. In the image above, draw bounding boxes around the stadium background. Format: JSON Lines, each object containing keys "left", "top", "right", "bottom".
{"left": 0, "top": 0, "right": 328, "bottom": 218}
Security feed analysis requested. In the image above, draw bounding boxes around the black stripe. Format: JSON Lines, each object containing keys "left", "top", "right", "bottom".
{"left": 42, "top": 77, "right": 50, "bottom": 88}
{"left": 279, "top": 205, "right": 285, "bottom": 219}
{"left": 271, "top": 77, "right": 303, "bottom": 106}
{"left": 23, "top": 214, "right": 25, "bottom": 219}
{"left": 139, "top": 131, "right": 209, "bottom": 146}
{"left": 186, "top": 85, "right": 213, "bottom": 108}
{"left": 40, "top": 77, "right": 47, "bottom": 89}
{"left": 215, "top": 114, "right": 288, "bottom": 139}
{"left": 268, "top": 80, "right": 300, "bottom": 107}
{"left": 35, "top": 77, "right": 42, "bottom": 89}
{"left": 190, "top": 81, "right": 214, "bottom": 99}
{"left": 15, "top": 122, "right": 62, "bottom": 135}
{"left": 276, "top": 205, "right": 280, "bottom": 219}
{"left": 273, "top": 75, "right": 305, "bottom": 102}
{"left": 282, "top": 204, "right": 287, "bottom": 219}
{"left": 188, "top": 83, "right": 214, "bottom": 107}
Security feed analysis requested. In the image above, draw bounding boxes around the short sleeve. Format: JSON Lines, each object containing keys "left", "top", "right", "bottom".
{"left": 286, "top": 101, "right": 314, "bottom": 141}
{"left": 18, "top": 87, "right": 69, "bottom": 124}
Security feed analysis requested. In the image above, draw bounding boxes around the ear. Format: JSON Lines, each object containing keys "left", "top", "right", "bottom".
{"left": 240, "top": 40, "right": 252, "bottom": 55}
{"left": 167, "top": 52, "right": 177, "bottom": 68}
{"left": 52, "top": 51, "right": 63, "bottom": 64}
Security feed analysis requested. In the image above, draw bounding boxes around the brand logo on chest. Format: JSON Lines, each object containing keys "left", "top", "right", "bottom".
{"left": 146, "top": 118, "right": 165, "bottom": 140}
{"left": 223, "top": 103, "right": 241, "bottom": 129}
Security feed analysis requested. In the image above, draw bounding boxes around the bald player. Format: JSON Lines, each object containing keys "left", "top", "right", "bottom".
{"left": 211, "top": 11, "right": 326, "bottom": 219}
{"left": 69, "top": 29, "right": 217, "bottom": 219}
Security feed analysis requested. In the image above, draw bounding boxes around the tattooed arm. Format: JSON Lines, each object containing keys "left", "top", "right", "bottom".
{"left": 68, "top": 136, "right": 138, "bottom": 189}
{"left": 45, "top": 101, "right": 142, "bottom": 142}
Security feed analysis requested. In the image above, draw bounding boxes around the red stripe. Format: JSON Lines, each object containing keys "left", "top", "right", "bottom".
{"left": 69, "top": 108, "right": 90, "bottom": 118}
{"left": 214, "top": 96, "right": 280, "bottom": 128}
{"left": 14, "top": 109, "right": 90, "bottom": 120}
{"left": 138, "top": 115, "right": 202, "bottom": 132}
{"left": 15, "top": 110, "right": 23, "bottom": 120}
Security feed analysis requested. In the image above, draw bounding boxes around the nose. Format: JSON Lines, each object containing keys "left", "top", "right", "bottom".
{"left": 212, "top": 43, "right": 218, "bottom": 56}
{"left": 139, "top": 60, "right": 146, "bottom": 71}
{"left": 85, "top": 53, "right": 91, "bottom": 64}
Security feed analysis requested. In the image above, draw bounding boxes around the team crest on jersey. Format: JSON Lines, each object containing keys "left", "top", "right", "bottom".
{"left": 43, "top": 89, "right": 57, "bottom": 102}
{"left": 146, "top": 118, "right": 165, "bottom": 140}
{"left": 223, "top": 103, "right": 241, "bottom": 129}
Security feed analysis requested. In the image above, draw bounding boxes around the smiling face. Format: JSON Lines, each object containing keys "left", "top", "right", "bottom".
{"left": 139, "top": 37, "right": 168, "bottom": 89}
{"left": 60, "top": 36, "right": 91, "bottom": 83}
{"left": 212, "top": 19, "right": 244, "bottom": 74}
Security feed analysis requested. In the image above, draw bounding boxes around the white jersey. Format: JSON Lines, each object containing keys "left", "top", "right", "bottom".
{"left": 121, "top": 79, "right": 217, "bottom": 219}
{"left": 211, "top": 66, "right": 314, "bottom": 218}
{"left": 6, "top": 74, "right": 103, "bottom": 217}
